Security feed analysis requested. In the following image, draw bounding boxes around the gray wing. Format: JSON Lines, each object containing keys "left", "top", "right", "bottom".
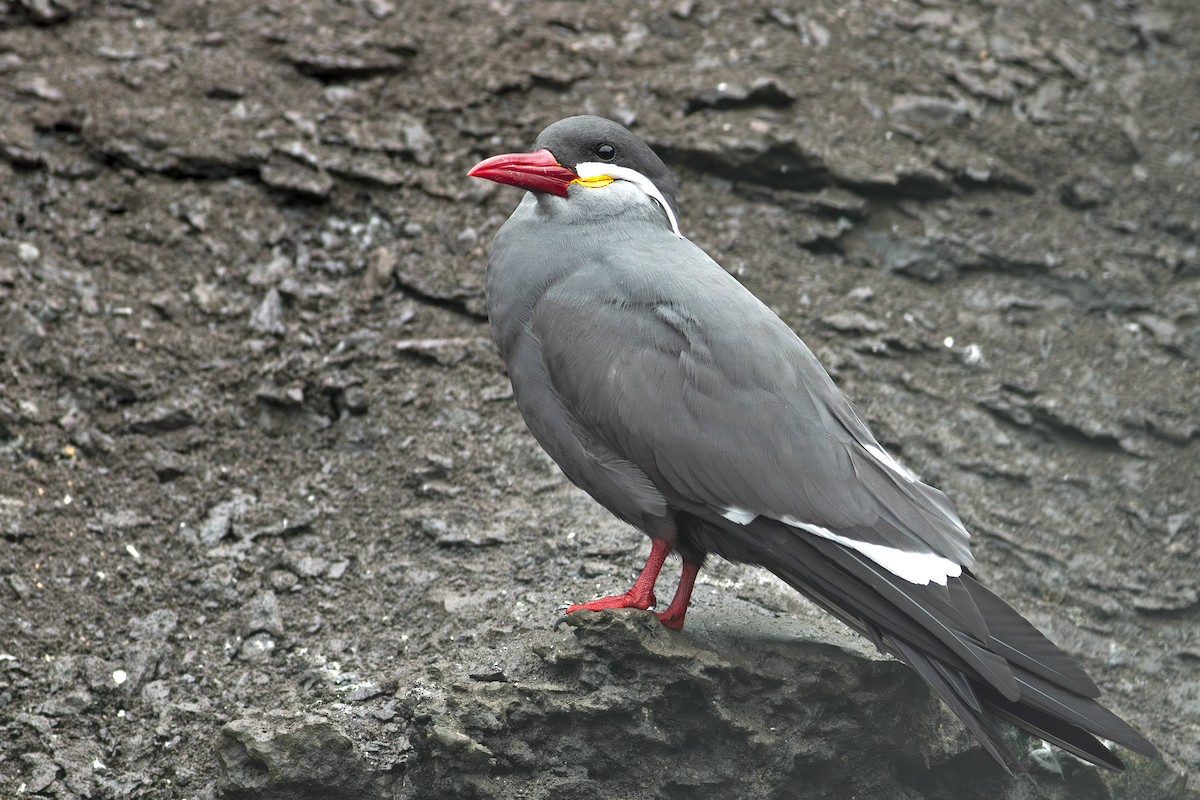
{"left": 531, "top": 237, "right": 973, "bottom": 581}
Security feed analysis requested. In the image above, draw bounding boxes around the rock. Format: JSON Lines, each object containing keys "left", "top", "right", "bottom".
{"left": 199, "top": 493, "right": 257, "bottom": 544}
{"left": 290, "top": 555, "right": 328, "bottom": 578}
{"left": 847, "top": 228, "right": 957, "bottom": 282}
{"left": 403, "top": 120, "right": 436, "bottom": 165}
{"left": 242, "top": 591, "right": 284, "bottom": 638}
{"left": 656, "top": 133, "right": 832, "bottom": 192}
{"left": 239, "top": 632, "right": 277, "bottom": 663}
{"left": 254, "top": 381, "right": 305, "bottom": 408}
{"left": 254, "top": 385, "right": 333, "bottom": 434}
{"left": 394, "top": 337, "right": 479, "bottom": 367}
{"left": 9, "top": 573, "right": 33, "bottom": 598}
{"left": 249, "top": 288, "right": 286, "bottom": 336}
{"left": 216, "top": 713, "right": 395, "bottom": 799}
{"left": 976, "top": 389, "right": 1130, "bottom": 452}
{"left": 2, "top": 306, "right": 47, "bottom": 356}
{"left": 259, "top": 155, "right": 333, "bottom": 200}
{"left": 402, "top": 609, "right": 958, "bottom": 799}
{"left": 1061, "top": 177, "right": 1113, "bottom": 209}
{"left": 364, "top": 246, "right": 396, "bottom": 293}
{"left": 130, "top": 609, "right": 179, "bottom": 640}
{"left": 889, "top": 94, "right": 971, "bottom": 133}
{"left": 685, "top": 77, "right": 797, "bottom": 113}
{"left": 127, "top": 405, "right": 197, "bottom": 434}
{"left": 14, "top": 0, "right": 73, "bottom": 24}
{"left": 418, "top": 512, "right": 507, "bottom": 548}
{"left": 284, "top": 46, "right": 415, "bottom": 82}
{"left": 821, "top": 310, "right": 888, "bottom": 334}
{"left": 37, "top": 688, "right": 94, "bottom": 716}
{"left": 145, "top": 448, "right": 189, "bottom": 482}
{"left": 0, "top": 127, "right": 45, "bottom": 169}
{"left": 247, "top": 255, "right": 291, "bottom": 287}
{"left": 141, "top": 679, "right": 171, "bottom": 711}
{"left": 98, "top": 509, "right": 153, "bottom": 532}
{"left": 89, "top": 370, "right": 141, "bottom": 404}
{"left": 19, "top": 752, "right": 61, "bottom": 794}
{"left": 1133, "top": 10, "right": 1174, "bottom": 44}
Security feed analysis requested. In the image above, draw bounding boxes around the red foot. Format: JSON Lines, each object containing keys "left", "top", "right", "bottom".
{"left": 565, "top": 590, "right": 656, "bottom": 615}
{"left": 564, "top": 538, "right": 670, "bottom": 618}
{"left": 561, "top": 539, "right": 703, "bottom": 632}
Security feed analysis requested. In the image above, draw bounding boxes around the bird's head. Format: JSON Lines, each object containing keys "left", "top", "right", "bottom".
{"left": 468, "top": 115, "right": 681, "bottom": 237}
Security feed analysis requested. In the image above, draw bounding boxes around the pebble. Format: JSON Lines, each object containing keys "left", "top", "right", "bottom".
{"left": 19, "top": 753, "right": 59, "bottom": 794}
{"left": 242, "top": 590, "right": 284, "bottom": 638}
{"left": 249, "top": 287, "right": 286, "bottom": 336}
{"left": 888, "top": 94, "right": 970, "bottom": 132}
{"left": 127, "top": 405, "right": 197, "bottom": 435}
{"left": 3, "top": 307, "right": 47, "bottom": 355}
{"left": 130, "top": 609, "right": 178, "bottom": 640}
{"left": 239, "top": 632, "right": 276, "bottom": 663}
{"left": 365, "top": 246, "right": 397, "bottom": 293}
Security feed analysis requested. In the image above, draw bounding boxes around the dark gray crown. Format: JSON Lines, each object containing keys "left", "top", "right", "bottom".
{"left": 533, "top": 115, "right": 679, "bottom": 219}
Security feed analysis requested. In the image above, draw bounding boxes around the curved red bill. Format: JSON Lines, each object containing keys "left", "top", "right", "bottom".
{"left": 467, "top": 149, "right": 578, "bottom": 197}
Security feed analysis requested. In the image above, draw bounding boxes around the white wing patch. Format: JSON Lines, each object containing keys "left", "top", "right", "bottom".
{"left": 781, "top": 517, "right": 962, "bottom": 586}
{"left": 721, "top": 506, "right": 757, "bottom": 525}
{"left": 720, "top": 507, "right": 961, "bottom": 585}
{"left": 574, "top": 161, "right": 683, "bottom": 238}
{"left": 865, "top": 444, "right": 917, "bottom": 483}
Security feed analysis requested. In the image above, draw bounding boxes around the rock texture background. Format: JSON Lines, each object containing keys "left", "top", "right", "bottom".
{"left": 1, "top": 0, "right": 1197, "bottom": 798}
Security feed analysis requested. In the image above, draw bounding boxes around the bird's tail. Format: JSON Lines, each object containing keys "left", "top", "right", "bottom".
{"left": 734, "top": 520, "right": 1156, "bottom": 771}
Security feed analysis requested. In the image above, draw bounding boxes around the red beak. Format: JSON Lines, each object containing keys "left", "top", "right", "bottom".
{"left": 467, "top": 149, "right": 578, "bottom": 197}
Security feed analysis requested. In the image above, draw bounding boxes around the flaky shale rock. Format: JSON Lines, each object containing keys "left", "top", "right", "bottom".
{"left": 213, "top": 603, "right": 1175, "bottom": 800}
{"left": 399, "top": 606, "right": 1172, "bottom": 800}
{"left": 405, "top": 607, "right": 958, "bottom": 800}
{"left": 216, "top": 711, "right": 397, "bottom": 799}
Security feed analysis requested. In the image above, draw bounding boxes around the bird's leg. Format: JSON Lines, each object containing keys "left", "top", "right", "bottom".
{"left": 656, "top": 559, "right": 700, "bottom": 630}
{"left": 565, "top": 538, "right": 671, "bottom": 614}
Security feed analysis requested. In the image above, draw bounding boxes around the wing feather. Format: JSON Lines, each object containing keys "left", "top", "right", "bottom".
{"left": 532, "top": 239, "right": 974, "bottom": 581}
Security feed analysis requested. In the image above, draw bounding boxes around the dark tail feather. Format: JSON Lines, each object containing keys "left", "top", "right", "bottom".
{"left": 964, "top": 580, "right": 1099, "bottom": 698}
{"left": 984, "top": 693, "right": 1125, "bottom": 770}
{"left": 1004, "top": 668, "right": 1157, "bottom": 758}
{"left": 735, "top": 521, "right": 1156, "bottom": 771}
{"left": 891, "top": 638, "right": 1021, "bottom": 771}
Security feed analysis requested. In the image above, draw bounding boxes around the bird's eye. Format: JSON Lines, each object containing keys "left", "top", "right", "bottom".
{"left": 596, "top": 143, "right": 615, "bottom": 161}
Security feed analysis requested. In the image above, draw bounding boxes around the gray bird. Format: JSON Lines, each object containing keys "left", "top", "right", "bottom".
{"left": 467, "top": 115, "right": 1155, "bottom": 771}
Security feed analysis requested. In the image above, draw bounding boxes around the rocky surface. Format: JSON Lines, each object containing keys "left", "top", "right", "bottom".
{"left": 1, "top": 0, "right": 1198, "bottom": 798}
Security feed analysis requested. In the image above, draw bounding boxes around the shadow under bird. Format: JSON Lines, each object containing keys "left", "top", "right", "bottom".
{"left": 467, "top": 114, "right": 1156, "bottom": 772}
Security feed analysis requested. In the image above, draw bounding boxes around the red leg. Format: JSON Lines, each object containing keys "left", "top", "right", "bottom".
{"left": 657, "top": 559, "right": 700, "bottom": 630}
{"left": 565, "top": 538, "right": 671, "bottom": 614}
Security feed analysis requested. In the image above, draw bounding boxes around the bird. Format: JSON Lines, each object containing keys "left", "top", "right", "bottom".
{"left": 466, "top": 115, "right": 1156, "bottom": 772}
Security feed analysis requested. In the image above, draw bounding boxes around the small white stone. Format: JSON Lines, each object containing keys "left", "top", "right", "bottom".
{"left": 112, "top": 669, "right": 128, "bottom": 686}
{"left": 18, "top": 242, "right": 40, "bottom": 263}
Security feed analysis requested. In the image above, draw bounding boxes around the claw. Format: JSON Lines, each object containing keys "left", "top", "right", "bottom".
{"left": 656, "top": 608, "right": 686, "bottom": 630}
